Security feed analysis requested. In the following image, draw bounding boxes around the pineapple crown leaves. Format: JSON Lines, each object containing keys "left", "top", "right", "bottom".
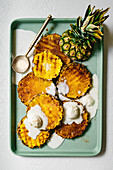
{"left": 70, "top": 5, "right": 109, "bottom": 41}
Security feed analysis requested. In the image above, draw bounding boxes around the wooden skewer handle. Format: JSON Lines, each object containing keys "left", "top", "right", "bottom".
{"left": 25, "top": 15, "right": 52, "bottom": 56}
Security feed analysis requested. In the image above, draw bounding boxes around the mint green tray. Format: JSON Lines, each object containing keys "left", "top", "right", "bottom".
{"left": 9, "top": 18, "right": 103, "bottom": 156}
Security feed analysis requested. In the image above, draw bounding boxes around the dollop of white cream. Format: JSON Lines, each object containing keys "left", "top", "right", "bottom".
{"left": 63, "top": 102, "right": 83, "bottom": 124}
{"left": 24, "top": 105, "right": 48, "bottom": 139}
{"left": 15, "top": 58, "right": 28, "bottom": 72}
{"left": 78, "top": 91, "right": 81, "bottom": 94}
{"left": 43, "top": 63, "right": 51, "bottom": 71}
{"left": 12, "top": 29, "right": 37, "bottom": 85}
{"left": 24, "top": 118, "right": 41, "bottom": 139}
{"left": 46, "top": 83, "right": 56, "bottom": 96}
{"left": 27, "top": 114, "right": 42, "bottom": 128}
{"left": 77, "top": 74, "right": 98, "bottom": 119}
{"left": 66, "top": 103, "right": 80, "bottom": 119}
{"left": 82, "top": 95, "right": 94, "bottom": 106}
{"left": 57, "top": 79, "right": 69, "bottom": 95}
{"left": 58, "top": 93, "right": 70, "bottom": 101}
{"left": 47, "top": 132, "right": 65, "bottom": 149}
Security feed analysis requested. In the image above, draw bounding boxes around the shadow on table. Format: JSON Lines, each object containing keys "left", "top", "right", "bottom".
{"left": 97, "top": 24, "right": 113, "bottom": 156}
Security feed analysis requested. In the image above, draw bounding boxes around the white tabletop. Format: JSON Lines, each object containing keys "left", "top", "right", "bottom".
{"left": 0, "top": 0, "right": 113, "bottom": 169}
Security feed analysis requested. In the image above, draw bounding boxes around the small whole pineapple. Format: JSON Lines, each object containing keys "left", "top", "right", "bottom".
{"left": 59, "top": 5, "right": 109, "bottom": 61}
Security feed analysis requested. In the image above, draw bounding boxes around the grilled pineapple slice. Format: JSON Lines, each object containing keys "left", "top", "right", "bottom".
{"left": 55, "top": 101, "right": 89, "bottom": 139}
{"left": 33, "top": 50, "right": 63, "bottom": 80}
{"left": 34, "top": 33, "right": 70, "bottom": 64}
{"left": 57, "top": 62, "right": 92, "bottom": 99}
{"left": 26, "top": 94, "right": 63, "bottom": 130}
{"left": 17, "top": 116, "right": 50, "bottom": 148}
{"left": 18, "top": 72, "right": 56, "bottom": 105}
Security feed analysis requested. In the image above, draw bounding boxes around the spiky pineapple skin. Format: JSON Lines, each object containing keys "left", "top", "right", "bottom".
{"left": 59, "top": 30, "right": 94, "bottom": 61}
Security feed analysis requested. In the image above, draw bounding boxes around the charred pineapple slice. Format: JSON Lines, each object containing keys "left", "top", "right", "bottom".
{"left": 55, "top": 101, "right": 89, "bottom": 139}
{"left": 17, "top": 116, "right": 50, "bottom": 148}
{"left": 57, "top": 62, "right": 92, "bottom": 99}
{"left": 34, "top": 33, "right": 70, "bottom": 64}
{"left": 33, "top": 50, "right": 63, "bottom": 80}
{"left": 18, "top": 72, "right": 56, "bottom": 106}
{"left": 26, "top": 94, "right": 63, "bottom": 130}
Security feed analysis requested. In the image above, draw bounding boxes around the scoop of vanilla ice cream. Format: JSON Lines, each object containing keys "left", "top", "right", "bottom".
{"left": 27, "top": 114, "right": 42, "bottom": 128}
{"left": 27, "top": 105, "right": 48, "bottom": 130}
{"left": 63, "top": 102, "right": 83, "bottom": 124}
{"left": 24, "top": 105, "right": 48, "bottom": 139}
{"left": 64, "top": 102, "right": 80, "bottom": 119}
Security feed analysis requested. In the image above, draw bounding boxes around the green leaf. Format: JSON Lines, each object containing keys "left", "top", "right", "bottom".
{"left": 99, "top": 8, "right": 110, "bottom": 19}
{"left": 69, "top": 31, "right": 76, "bottom": 38}
{"left": 88, "top": 32, "right": 102, "bottom": 39}
{"left": 100, "top": 15, "right": 109, "bottom": 24}
{"left": 90, "top": 16, "right": 94, "bottom": 24}
{"left": 87, "top": 39, "right": 92, "bottom": 48}
{"left": 94, "top": 30, "right": 103, "bottom": 36}
{"left": 82, "top": 15, "right": 93, "bottom": 32}
{"left": 70, "top": 24, "right": 76, "bottom": 30}
{"left": 91, "top": 6, "right": 95, "bottom": 14}
{"left": 93, "top": 15, "right": 109, "bottom": 25}
{"left": 86, "top": 24, "right": 99, "bottom": 30}
{"left": 70, "top": 22, "right": 82, "bottom": 37}
{"left": 91, "top": 36, "right": 96, "bottom": 43}
{"left": 77, "top": 16, "right": 82, "bottom": 27}
{"left": 82, "top": 5, "right": 91, "bottom": 23}
{"left": 93, "top": 9, "right": 102, "bottom": 21}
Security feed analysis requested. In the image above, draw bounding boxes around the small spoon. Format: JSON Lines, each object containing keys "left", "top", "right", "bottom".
{"left": 12, "top": 15, "right": 52, "bottom": 73}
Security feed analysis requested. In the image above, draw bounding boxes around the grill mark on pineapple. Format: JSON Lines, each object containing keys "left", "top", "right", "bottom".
{"left": 41, "top": 57, "right": 44, "bottom": 75}
{"left": 40, "top": 39, "right": 59, "bottom": 48}
{"left": 40, "top": 64, "right": 43, "bottom": 73}
{"left": 50, "top": 57, "right": 54, "bottom": 61}
{"left": 36, "top": 58, "right": 39, "bottom": 66}
{"left": 58, "top": 63, "right": 92, "bottom": 99}
{"left": 36, "top": 46, "right": 51, "bottom": 53}
{"left": 52, "top": 57, "right": 56, "bottom": 73}
{"left": 46, "top": 52, "right": 49, "bottom": 77}
{"left": 34, "top": 34, "right": 70, "bottom": 64}
{"left": 38, "top": 54, "right": 42, "bottom": 75}
{"left": 33, "top": 51, "right": 63, "bottom": 79}
{"left": 41, "top": 53, "right": 44, "bottom": 63}
{"left": 39, "top": 41, "right": 54, "bottom": 49}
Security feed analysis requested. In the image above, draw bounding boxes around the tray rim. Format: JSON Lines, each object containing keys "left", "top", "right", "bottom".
{"left": 9, "top": 18, "right": 103, "bottom": 157}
